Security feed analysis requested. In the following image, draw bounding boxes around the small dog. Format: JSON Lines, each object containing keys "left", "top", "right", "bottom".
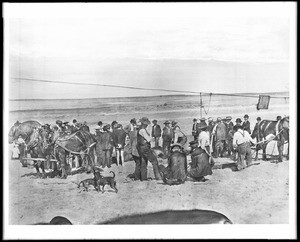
{"left": 77, "top": 178, "right": 96, "bottom": 191}
{"left": 95, "top": 171, "right": 118, "bottom": 193}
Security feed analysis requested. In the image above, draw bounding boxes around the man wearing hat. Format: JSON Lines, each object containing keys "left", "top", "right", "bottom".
{"left": 172, "top": 121, "right": 187, "bottom": 147}
{"left": 192, "top": 118, "right": 199, "bottom": 141}
{"left": 198, "top": 122, "right": 210, "bottom": 154}
{"left": 151, "top": 119, "right": 161, "bottom": 148}
{"left": 224, "top": 116, "right": 234, "bottom": 158}
{"left": 100, "top": 124, "right": 114, "bottom": 168}
{"left": 276, "top": 116, "right": 282, "bottom": 121}
{"left": 211, "top": 117, "right": 227, "bottom": 158}
{"left": 112, "top": 123, "right": 126, "bottom": 166}
{"left": 200, "top": 117, "right": 207, "bottom": 126}
{"left": 136, "top": 117, "right": 162, "bottom": 180}
{"left": 94, "top": 127, "right": 104, "bottom": 167}
{"left": 251, "top": 117, "right": 262, "bottom": 143}
{"left": 187, "top": 140, "right": 213, "bottom": 182}
{"left": 242, "top": 114, "right": 251, "bottom": 134}
{"left": 233, "top": 123, "right": 255, "bottom": 171}
{"left": 162, "top": 120, "right": 173, "bottom": 158}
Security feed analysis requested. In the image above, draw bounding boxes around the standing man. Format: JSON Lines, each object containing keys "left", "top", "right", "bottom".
{"left": 242, "top": 114, "right": 251, "bottom": 134}
{"left": 172, "top": 121, "right": 187, "bottom": 147}
{"left": 192, "top": 118, "right": 199, "bottom": 141}
{"left": 162, "top": 120, "right": 173, "bottom": 158}
{"left": 151, "top": 119, "right": 161, "bottom": 148}
{"left": 136, "top": 117, "right": 162, "bottom": 180}
{"left": 224, "top": 116, "right": 234, "bottom": 158}
{"left": 212, "top": 117, "right": 227, "bottom": 158}
{"left": 112, "top": 124, "right": 127, "bottom": 166}
{"left": 198, "top": 123, "right": 210, "bottom": 153}
{"left": 199, "top": 117, "right": 207, "bottom": 126}
{"left": 233, "top": 123, "right": 256, "bottom": 171}
{"left": 94, "top": 128, "right": 104, "bottom": 167}
{"left": 125, "top": 124, "right": 144, "bottom": 181}
{"left": 100, "top": 124, "right": 113, "bottom": 168}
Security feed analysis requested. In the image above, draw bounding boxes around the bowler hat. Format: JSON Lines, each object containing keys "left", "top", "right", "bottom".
{"left": 244, "top": 114, "right": 249, "bottom": 118}
{"left": 189, "top": 140, "right": 198, "bottom": 146}
{"left": 236, "top": 118, "right": 242, "bottom": 123}
{"left": 73, "top": 119, "right": 77, "bottom": 123}
{"left": 193, "top": 118, "right": 197, "bottom": 122}
{"left": 257, "top": 117, "right": 262, "bottom": 121}
{"left": 164, "top": 120, "right": 171, "bottom": 124}
{"left": 130, "top": 118, "right": 136, "bottom": 124}
{"left": 152, "top": 119, "right": 158, "bottom": 123}
{"left": 276, "top": 116, "right": 282, "bottom": 120}
{"left": 139, "top": 117, "right": 151, "bottom": 125}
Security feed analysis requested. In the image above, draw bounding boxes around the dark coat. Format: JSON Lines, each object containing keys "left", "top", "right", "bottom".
{"left": 189, "top": 147, "right": 212, "bottom": 178}
{"left": 112, "top": 128, "right": 127, "bottom": 147}
{"left": 100, "top": 131, "right": 113, "bottom": 150}
{"left": 242, "top": 120, "right": 251, "bottom": 134}
{"left": 215, "top": 122, "right": 226, "bottom": 141}
{"left": 152, "top": 124, "right": 162, "bottom": 137}
{"left": 225, "top": 121, "right": 234, "bottom": 140}
{"left": 164, "top": 151, "right": 187, "bottom": 181}
{"left": 162, "top": 126, "right": 173, "bottom": 142}
{"left": 192, "top": 123, "right": 199, "bottom": 137}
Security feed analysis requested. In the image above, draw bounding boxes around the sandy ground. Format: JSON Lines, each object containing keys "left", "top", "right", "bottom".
{"left": 8, "top": 151, "right": 289, "bottom": 225}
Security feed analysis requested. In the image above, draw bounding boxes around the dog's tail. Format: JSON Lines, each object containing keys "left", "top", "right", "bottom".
{"left": 72, "top": 181, "right": 80, "bottom": 188}
{"left": 110, "top": 171, "right": 115, "bottom": 178}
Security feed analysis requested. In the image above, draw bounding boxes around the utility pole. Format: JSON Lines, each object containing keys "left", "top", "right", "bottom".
{"left": 200, "top": 92, "right": 202, "bottom": 118}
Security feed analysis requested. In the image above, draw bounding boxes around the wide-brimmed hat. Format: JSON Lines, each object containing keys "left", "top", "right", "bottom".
{"left": 236, "top": 118, "right": 242, "bottom": 123}
{"left": 164, "top": 120, "right": 171, "bottom": 124}
{"left": 171, "top": 143, "right": 183, "bottom": 149}
{"left": 171, "top": 120, "right": 178, "bottom": 126}
{"left": 226, "top": 116, "right": 232, "bottom": 120}
{"left": 152, "top": 119, "right": 158, "bottom": 123}
{"left": 244, "top": 114, "right": 249, "bottom": 118}
{"left": 189, "top": 140, "right": 198, "bottom": 146}
{"left": 111, "top": 121, "right": 118, "bottom": 127}
{"left": 200, "top": 117, "right": 206, "bottom": 121}
{"left": 139, "top": 117, "right": 151, "bottom": 125}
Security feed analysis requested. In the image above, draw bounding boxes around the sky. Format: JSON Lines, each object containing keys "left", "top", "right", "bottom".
{"left": 5, "top": 3, "right": 295, "bottom": 99}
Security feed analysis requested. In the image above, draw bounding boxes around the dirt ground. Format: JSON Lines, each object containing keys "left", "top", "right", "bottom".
{"left": 8, "top": 151, "right": 289, "bottom": 225}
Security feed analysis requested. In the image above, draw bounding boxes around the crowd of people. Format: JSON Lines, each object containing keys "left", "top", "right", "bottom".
{"left": 12, "top": 114, "right": 283, "bottom": 182}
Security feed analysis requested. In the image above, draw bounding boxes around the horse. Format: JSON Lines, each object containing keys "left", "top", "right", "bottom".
{"left": 251, "top": 116, "right": 289, "bottom": 163}
{"left": 8, "top": 120, "right": 42, "bottom": 166}
{"left": 25, "top": 127, "right": 56, "bottom": 177}
{"left": 50, "top": 129, "right": 96, "bottom": 178}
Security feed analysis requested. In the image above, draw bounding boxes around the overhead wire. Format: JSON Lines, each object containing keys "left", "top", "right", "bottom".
{"left": 10, "top": 77, "right": 290, "bottom": 99}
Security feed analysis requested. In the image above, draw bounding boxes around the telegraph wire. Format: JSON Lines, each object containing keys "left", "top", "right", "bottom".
{"left": 10, "top": 77, "right": 290, "bottom": 99}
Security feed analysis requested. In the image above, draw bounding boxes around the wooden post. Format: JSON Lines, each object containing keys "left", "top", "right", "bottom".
{"left": 200, "top": 92, "right": 202, "bottom": 118}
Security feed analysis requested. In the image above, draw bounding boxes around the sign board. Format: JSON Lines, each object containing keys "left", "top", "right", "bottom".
{"left": 257, "top": 95, "right": 270, "bottom": 110}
